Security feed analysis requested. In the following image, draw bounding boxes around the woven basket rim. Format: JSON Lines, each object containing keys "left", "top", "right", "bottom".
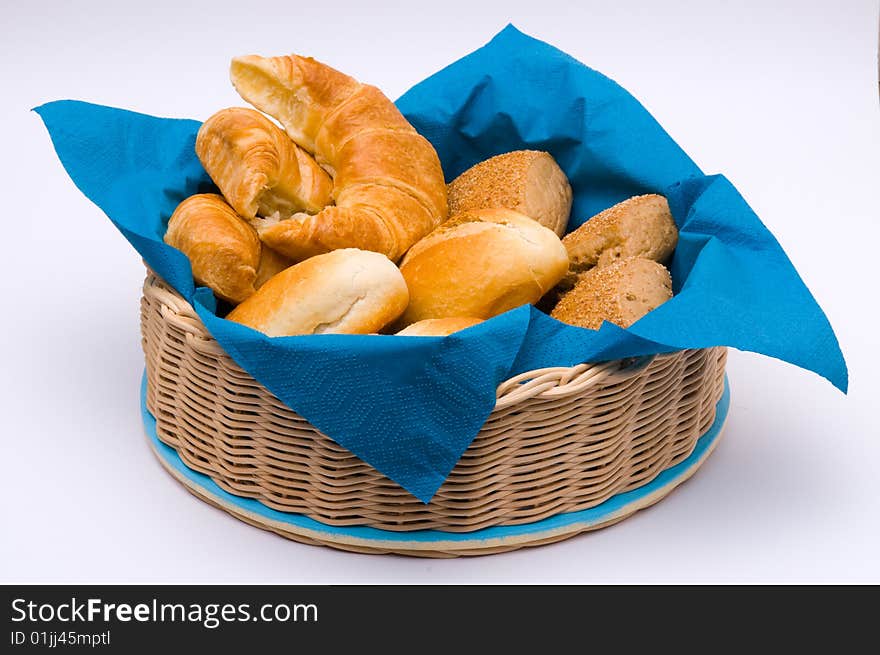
{"left": 143, "top": 270, "right": 666, "bottom": 408}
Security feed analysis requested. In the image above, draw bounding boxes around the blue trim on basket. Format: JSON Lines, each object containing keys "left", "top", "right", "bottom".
{"left": 142, "top": 372, "right": 729, "bottom": 543}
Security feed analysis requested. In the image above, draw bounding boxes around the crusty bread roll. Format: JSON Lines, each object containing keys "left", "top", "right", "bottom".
{"left": 396, "top": 317, "right": 483, "bottom": 337}
{"left": 226, "top": 249, "right": 408, "bottom": 336}
{"left": 254, "top": 245, "right": 294, "bottom": 290}
{"left": 447, "top": 150, "right": 572, "bottom": 236}
{"left": 550, "top": 257, "right": 672, "bottom": 330}
{"left": 562, "top": 194, "right": 678, "bottom": 279}
{"left": 230, "top": 54, "right": 447, "bottom": 261}
{"left": 164, "top": 193, "right": 261, "bottom": 304}
{"left": 195, "top": 107, "right": 332, "bottom": 220}
{"left": 397, "top": 208, "right": 568, "bottom": 326}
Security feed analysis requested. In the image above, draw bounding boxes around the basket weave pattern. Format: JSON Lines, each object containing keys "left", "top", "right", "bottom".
{"left": 141, "top": 272, "right": 726, "bottom": 533}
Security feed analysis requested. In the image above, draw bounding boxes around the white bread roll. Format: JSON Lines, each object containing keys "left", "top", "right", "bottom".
{"left": 396, "top": 317, "right": 483, "bottom": 336}
{"left": 227, "top": 248, "right": 408, "bottom": 336}
{"left": 398, "top": 208, "right": 569, "bottom": 326}
{"left": 447, "top": 150, "right": 572, "bottom": 236}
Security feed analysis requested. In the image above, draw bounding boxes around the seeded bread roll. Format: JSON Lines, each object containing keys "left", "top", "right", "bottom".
{"left": 447, "top": 150, "right": 572, "bottom": 236}
{"left": 398, "top": 208, "right": 569, "bottom": 326}
{"left": 550, "top": 257, "right": 672, "bottom": 330}
{"left": 396, "top": 317, "right": 483, "bottom": 336}
{"left": 227, "top": 248, "right": 408, "bottom": 336}
{"left": 562, "top": 194, "right": 678, "bottom": 287}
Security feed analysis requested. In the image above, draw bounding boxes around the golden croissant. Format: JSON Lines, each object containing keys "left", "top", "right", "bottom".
{"left": 164, "top": 193, "right": 262, "bottom": 304}
{"left": 229, "top": 54, "right": 448, "bottom": 261}
{"left": 195, "top": 107, "right": 332, "bottom": 221}
{"left": 254, "top": 245, "right": 294, "bottom": 289}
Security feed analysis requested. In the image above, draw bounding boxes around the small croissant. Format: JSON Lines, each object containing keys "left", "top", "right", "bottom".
{"left": 195, "top": 107, "right": 332, "bottom": 221}
{"left": 164, "top": 193, "right": 261, "bottom": 304}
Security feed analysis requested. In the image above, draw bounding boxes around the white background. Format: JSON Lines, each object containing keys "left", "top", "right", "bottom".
{"left": 1, "top": 0, "right": 878, "bottom": 583}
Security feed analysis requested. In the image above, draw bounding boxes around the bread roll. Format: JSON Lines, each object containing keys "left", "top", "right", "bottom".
{"left": 164, "top": 193, "right": 260, "bottom": 304}
{"left": 397, "top": 208, "right": 568, "bottom": 326}
{"left": 226, "top": 249, "right": 408, "bottom": 336}
{"left": 230, "top": 54, "right": 447, "bottom": 261}
{"left": 195, "top": 107, "right": 332, "bottom": 220}
{"left": 396, "top": 317, "right": 483, "bottom": 337}
{"left": 550, "top": 257, "right": 672, "bottom": 330}
{"left": 447, "top": 150, "right": 572, "bottom": 236}
{"left": 562, "top": 194, "right": 678, "bottom": 278}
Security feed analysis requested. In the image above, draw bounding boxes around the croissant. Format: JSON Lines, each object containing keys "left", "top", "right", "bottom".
{"left": 229, "top": 54, "right": 448, "bottom": 261}
{"left": 254, "top": 245, "right": 295, "bottom": 289}
{"left": 164, "top": 193, "right": 261, "bottom": 303}
{"left": 195, "top": 107, "right": 332, "bottom": 221}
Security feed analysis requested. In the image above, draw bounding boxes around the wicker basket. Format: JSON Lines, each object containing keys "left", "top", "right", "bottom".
{"left": 140, "top": 270, "right": 727, "bottom": 555}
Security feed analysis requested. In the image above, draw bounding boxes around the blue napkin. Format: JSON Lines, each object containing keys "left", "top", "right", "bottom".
{"left": 37, "top": 24, "right": 846, "bottom": 503}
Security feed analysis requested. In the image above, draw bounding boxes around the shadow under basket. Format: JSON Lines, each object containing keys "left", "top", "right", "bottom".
{"left": 140, "top": 270, "right": 728, "bottom": 557}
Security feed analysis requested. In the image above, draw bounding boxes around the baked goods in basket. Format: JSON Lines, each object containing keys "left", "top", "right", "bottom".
{"left": 447, "top": 150, "right": 572, "bottom": 236}
{"left": 397, "top": 208, "right": 569, "bottom": 326}
{"left": 196, "top": 107, "right": 332, "bottom": 220}
{"left": 164, "top": 193, "right": 261, "bottom": 304}
{"left": 161, "top": 51, "right": 681, "bottom": 338}
{"left": 229, "top": 54, "right": 447, "bottom": 261}
{"left": 551, "top": 257, "right": 672, "bottom": 329}
{"left": 396, "top": 317, "right": 484, "bottom": 336}
{"left": 227, "top": 248, "right": 408, "bottom": 336}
